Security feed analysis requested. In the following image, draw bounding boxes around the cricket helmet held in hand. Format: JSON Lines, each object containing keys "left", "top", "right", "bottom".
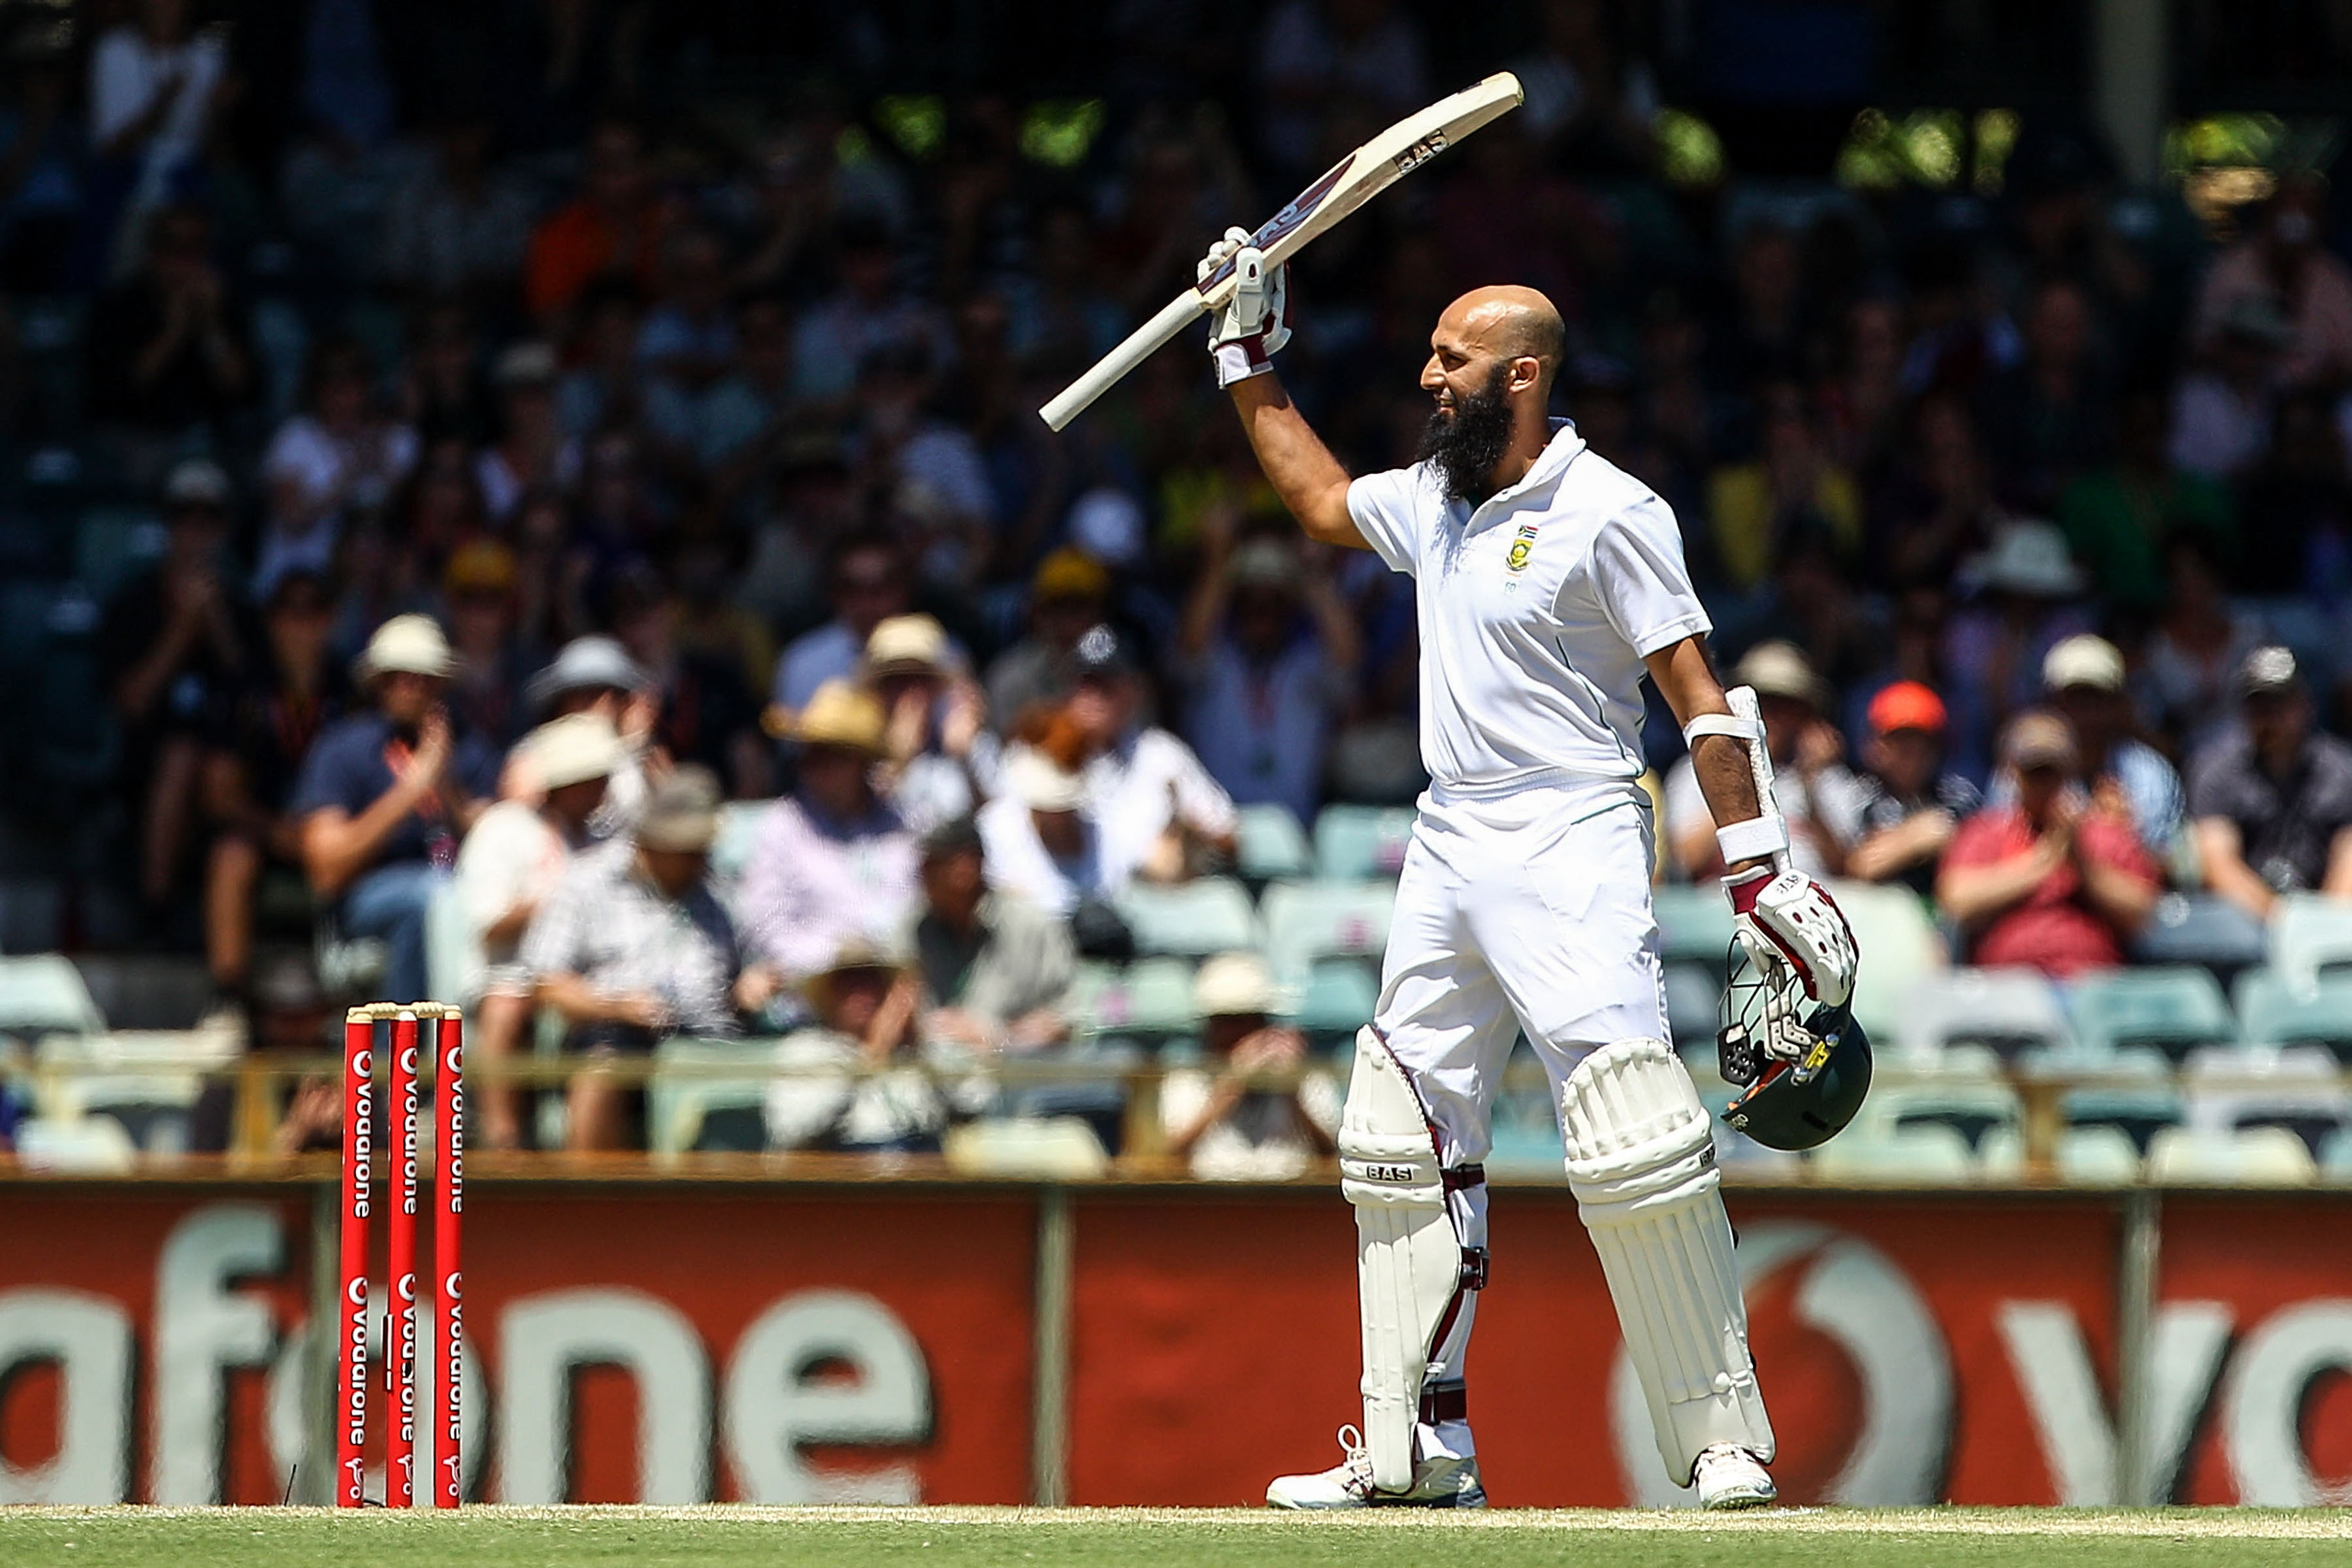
{"left": 1716, "top": 941, "right": 1872, "bottom": 1151}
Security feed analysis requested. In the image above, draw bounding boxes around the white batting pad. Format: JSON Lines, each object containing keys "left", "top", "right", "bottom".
{"left": 1339, "top": 1028, "right": 1461, "bottom": 1494}
{"left": 1561, "top": 1038, "right": 1773, "bottom": 1485}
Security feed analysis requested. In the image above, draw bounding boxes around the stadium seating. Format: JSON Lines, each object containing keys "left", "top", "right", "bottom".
{"left": 1235, "top": 804, "right": 1313, "bottom": 884}
{"left": 1260, "top": 879, "right": 1394, "bottom": 983}
{"left": 1650, "top": 885, "right": 1734, "bottom": 966}
{"left": 1663, "top": 962, "right": 1721, "bottom": 1045}
{"left": 1831, "top": 881, "right": 1946, "bottom": 1043}
{"left": 2146, "top": 1126, "right": 2317, "bottom": 1184}
{"left": 1071, "top": 958, "right": 1201, "bottom": 1047}
{"left": 943, "top": 1117, "right": 1110, "bottom": 1178}
{"left": 2132, "top": 892, "right": 2269, "bottom": 987}
{"left": 1894, "top": 966, "right": 2070, "bottom": 1060}
{"left": 0, "top": 954, "right": 108, "bottom": 1039}
{"left": 2181, "top": 1043, "right": 2351, "bottom": 1158}
{"left": 2065, "top": 967, "right": 2237, "bottom": 1061}
{"left": 1116, "top": 877, "right": 1260, "bottom": 957}
{"left": 2233, "top": 968, "right": 2352, "bottom": 1056}
{"left": 648, "top": 1037, "right": 777, "bottom": 1155}
{"left": 1285, "top": 960, "right": 1377, "bottom": 1048}
{"left": 12, "top": 1113, "right": 139, "bottom": 1173}
{"left": 2270, "top": 894, "right": 2352, "bottom": 985}
{"left": 1812, "top": 1122, "right": 1976, "bottom": 1181}
{"left": 1310, "top": 804, "right": 1415, "bottom": 879}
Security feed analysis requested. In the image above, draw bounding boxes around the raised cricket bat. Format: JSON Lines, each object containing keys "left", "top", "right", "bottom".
{"left": 1037, "top": 71, "right": 1524, "bottom": 431}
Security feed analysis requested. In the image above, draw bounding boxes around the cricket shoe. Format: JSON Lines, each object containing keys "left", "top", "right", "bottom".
{"left": 1265, "top": 1425, "right": 1487, "bottom": 1510}
{"left": 1692, "top": 1443, "right": 1776, "bottom": 1510}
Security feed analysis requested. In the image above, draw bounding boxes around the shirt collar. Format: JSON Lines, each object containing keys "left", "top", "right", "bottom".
{"left": 1463, "top": 418, "right": 1587, "bottom": 529}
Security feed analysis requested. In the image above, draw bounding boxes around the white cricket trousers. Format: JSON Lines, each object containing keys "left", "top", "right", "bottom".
{"left": 1369, "top": 772, "right": 1671, "bottom": 1455}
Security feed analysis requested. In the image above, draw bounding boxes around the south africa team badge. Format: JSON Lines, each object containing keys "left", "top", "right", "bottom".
{"left": 1504, "top": 521, "right": 1539, "bottom": 586}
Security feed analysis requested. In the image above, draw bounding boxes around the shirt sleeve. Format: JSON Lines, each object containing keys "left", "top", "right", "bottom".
{"left": 517, "top": 868, "right": 591, "bottom": 979}
{"left": 1344, "top": 466, "right": 1428, "bottom": 577}
{"left": 1939, "top": 810, "right": 2008, "bottom": 871}
{"left": 1166, "top": 736, "right": 1239, "bottom": 838}
{"left": 1588, "top": 495, "right": 1712, "bottom": 657}
{"left": 287, "top": 728, "right": 357, "bottom": 819}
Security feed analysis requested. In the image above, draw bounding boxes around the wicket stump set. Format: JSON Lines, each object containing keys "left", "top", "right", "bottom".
{"left": 338, "top": 1002, "right": 464, "bottom": 1508}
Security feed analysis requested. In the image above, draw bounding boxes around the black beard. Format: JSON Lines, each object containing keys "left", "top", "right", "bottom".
{"left": 1416, "top": 363, "right": 1516, "bottom": 506}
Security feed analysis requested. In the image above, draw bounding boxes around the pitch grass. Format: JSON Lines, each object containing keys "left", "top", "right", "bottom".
{"left": 4, "top": 1505, "right": 2351, "bottom": 1568}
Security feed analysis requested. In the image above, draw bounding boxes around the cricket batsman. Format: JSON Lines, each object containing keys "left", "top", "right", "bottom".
{"left": 1197, "top": 231, "right": 1861, "bottom": 1511}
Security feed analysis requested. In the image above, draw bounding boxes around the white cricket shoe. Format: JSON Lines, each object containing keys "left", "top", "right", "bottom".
{"left": 1693, "top": 1443, "right": 1776, "bottom": 1510}
{"left": 1266, "top": 1425, "right": 1487, "bottom": 1510}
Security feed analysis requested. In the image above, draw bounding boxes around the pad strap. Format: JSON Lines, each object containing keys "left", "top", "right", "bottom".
{"left": 1419, "top": 1382, "right": 1469, "bottom": 1425}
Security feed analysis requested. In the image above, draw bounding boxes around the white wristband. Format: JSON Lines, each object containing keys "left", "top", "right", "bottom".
{"left": 1683, "top": 711, "right": 1759, "bottom": 747}
{"left": 1213, "top": 340, "right": 1272, "bottom": 388}
{"left": 1717, "top": 814, "right": 1788, "bottom": 866}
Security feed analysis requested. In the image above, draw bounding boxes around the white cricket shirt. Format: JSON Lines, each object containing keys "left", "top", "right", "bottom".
{"left": 1347, "top": 420, "right": 1710, "bottom": 792}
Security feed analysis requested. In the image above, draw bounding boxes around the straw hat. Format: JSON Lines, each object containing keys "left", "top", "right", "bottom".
{"left": 1194, "top": 952, "right": 1283, "bottom": 1019}
{"left": 354, "top": 615, "right": 455, "bottom": 682}
{"left": 864, "top": 613, "right": 949, "bottom": 678}
{"left": 521, "top": 713, "right": 624, "bottom": 791}
{"left": 788, "top": 679, "right": 887, "bottom": 753}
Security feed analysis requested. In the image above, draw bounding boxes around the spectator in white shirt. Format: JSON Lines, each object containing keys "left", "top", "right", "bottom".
{"left": 1179, "top": 531, "right": 1360, "bottom": 826}
{"left": 1066, "top": 623, "right": 1239, "bottom": 881}
{"left": 739, "top": 680, "right": 920, "bottom": 984}
{"left": 866, "top": 613, "right": 997, "bottom": 834}
{"left": 454, "top": 713, "right": 621, "bottom": 1150}
{"left": 90, "top": 0, "right": 227, "bottom": 272}
{"left": 979, "top": 743, "right": 1122, "bottom": 920}
{"left": 255, "top": 336, "right": 418, "bottom": 595}
{"left": 1160, "top": 951, "right": 1340, "bottom": 1180}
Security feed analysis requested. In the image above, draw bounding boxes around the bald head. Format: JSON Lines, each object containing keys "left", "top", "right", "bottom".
{"left": 1443, "top": 286, "right": 1566, "bottom": 397}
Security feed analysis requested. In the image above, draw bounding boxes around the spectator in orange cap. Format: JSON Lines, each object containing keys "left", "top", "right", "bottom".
{"left": 1821, "top": 681, "right": 1981, "bottom": 896}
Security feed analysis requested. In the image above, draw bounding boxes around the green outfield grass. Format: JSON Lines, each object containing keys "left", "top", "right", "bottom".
{"left": 3, "top": 1506, "right": 2349, "bottom": 1567}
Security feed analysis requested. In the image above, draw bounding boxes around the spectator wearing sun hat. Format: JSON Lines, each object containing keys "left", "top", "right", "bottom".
{"left": 525, "top": 634, "right": 663, "bottom": 836}
{"left": 1160, "top": 951, "right": 1339, "bottom": 1181}
{"left": 292, "top": 614, "right": 501, "bottom": 1004}
{"left": 866, "top": 613, "right": 998, "bottom": 834}
{"left": 761, "top": 934, "right": 992, "bottom": 1154}
{"left": 978, "top": 743, "right": 1122, "bottom": 921}
{"left": 1821, "top": 681, "right": 1981, "bottom": 896}
{"left": 455, "top": 711, "right": 624, "bottom": 1149}
{"left": 2035, "top": 633, "right": 2185, "bottom": 867}
{"left": 521, "top": 764, "right": 782, "bottom": 1149}
{"left": 738, "top": 679, "right": 920, "bottom": 986}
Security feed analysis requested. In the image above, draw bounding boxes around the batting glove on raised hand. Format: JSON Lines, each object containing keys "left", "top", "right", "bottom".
{"left": 1199, "top": 225, "right": 1290, "bottom": 388}
{"left": 1723, "top": 866, "right": 1858, "bottom": 1055}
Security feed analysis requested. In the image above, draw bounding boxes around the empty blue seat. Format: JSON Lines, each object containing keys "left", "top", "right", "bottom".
{"left": 1651, "top": 885, "right": 1733, "bottom": 968}
{"left": 2235, "top": 968, "right": 2352, "bottom": 1054}
{"left": 1236, "top": 804, "right": 1313, "bottom": 883}
{"left": 1116, "top": 877, "right": 1260, "bottom": 957}
{"left": 2066, "top": 967, "right": 2236, "bottom": 1062}
{"left": 1261, "top": 879, "right": 1396, "bottom": 981}
{"left": 2133, "top": 892, "right": 2268, "bottom": 983}
{"left": 1312, "top": 805, "right": 1415, "bottom": 879}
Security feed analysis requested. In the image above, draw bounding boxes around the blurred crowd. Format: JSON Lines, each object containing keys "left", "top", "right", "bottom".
{"left": 12, "top": 0, "right": 2352, "bottom": 1160}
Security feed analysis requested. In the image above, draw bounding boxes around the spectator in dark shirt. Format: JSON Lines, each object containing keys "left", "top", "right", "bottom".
{"left": 201, "top": 568, "right": 346, "bottom": 998}
{"left": 292, "top": 615, "right": 500, "bottom": 1005}
{"left": 2191, "top": 646, "right": 2352, "bottom": 920}
{"left": 1823, "top": 681, "right": 1980, "bottom": 896}
{"left": 1940, "top": 711, "right": 2160, "bottom": 978}
{"left": 101, "top": 457, "right": 249, "bottom": 919}
{"left": 83, "top": 203, "right": 251, "bottom": 444}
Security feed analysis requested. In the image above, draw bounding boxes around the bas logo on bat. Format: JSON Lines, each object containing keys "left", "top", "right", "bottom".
{"left": 1392, "top": 131, "right": 1448, "bottom": 174}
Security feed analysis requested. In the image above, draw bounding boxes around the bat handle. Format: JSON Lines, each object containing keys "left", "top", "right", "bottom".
{"left": 1725, "top": 685, "right": 1793, "bottom": 875}
{"left": 1038, "top": 289, "right": 1212, "bottom": 431}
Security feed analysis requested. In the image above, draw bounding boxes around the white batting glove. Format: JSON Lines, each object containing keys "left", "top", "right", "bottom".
{"left": 1198, "top": 225, "right": 1290, "bottom": 388}
{"left": 1723, "top": 866, "right": 1858, "bottom": 1056}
